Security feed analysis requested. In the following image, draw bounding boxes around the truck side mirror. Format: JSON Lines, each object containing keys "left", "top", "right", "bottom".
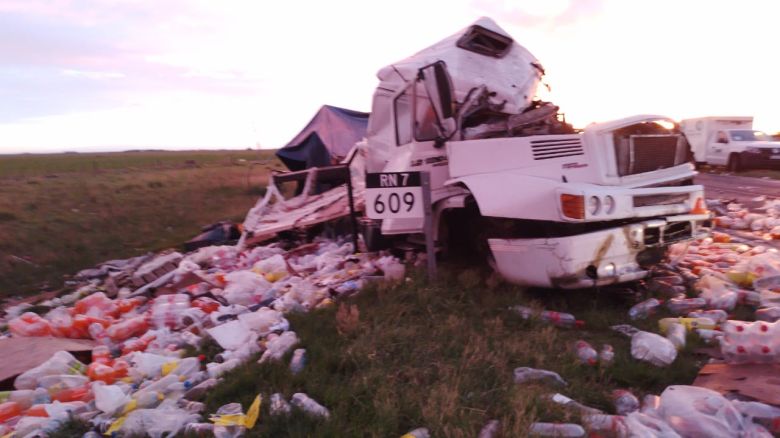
{"left": 419, "top": 61, "right": 457, "bottom": 140}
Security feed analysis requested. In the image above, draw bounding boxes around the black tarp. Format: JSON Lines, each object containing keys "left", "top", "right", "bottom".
{"left": 276, "top": 105, "right": 369, "bottom": 171}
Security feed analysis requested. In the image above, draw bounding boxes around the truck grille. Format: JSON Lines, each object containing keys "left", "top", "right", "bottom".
{"left": 633, "top": 193, "right": 689, "bottom": 208}
{"left": 643, "top": 221, "right": 693, "bottom": 246}
{"left": 665, "top": 221, "right": 693, "bottom": 243}
{"left": 614, "top": 135, "right": 687, "bottom": 176}
{"left": 531, "top": 138, "right": 584, "bottom": 160}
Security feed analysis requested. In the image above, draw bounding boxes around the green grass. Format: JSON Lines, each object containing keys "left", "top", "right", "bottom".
{"left": 737, "top": 169, "right": 780, "bottom": 179}
{"left": 199, "top": 266, "right": 708, "bottom": 437}
{"left": 0, "top": 150, "right": 285, "bottom": 298}
{"left": 46, "top": 417, "right": 91, "bottom": 437}
{"left": 0, "top": 150, "right": 265, "bottom": 177}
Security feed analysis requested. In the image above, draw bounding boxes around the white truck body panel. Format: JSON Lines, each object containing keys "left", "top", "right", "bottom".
{"left": 489, "top": 213, "right": 708, "bottom": 288}
{"left": 375, "top": 17, "right": 542, "bottom": 116}
{"left": 447, "top": 170, "right": 702, "bottom": 222}
{"left": 365, "top": 17, "right": 543, "bottom": 172}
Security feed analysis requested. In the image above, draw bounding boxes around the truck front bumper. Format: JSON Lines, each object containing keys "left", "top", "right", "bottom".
{"left": 487, "top": 214, "right": 710, "bottom": 289}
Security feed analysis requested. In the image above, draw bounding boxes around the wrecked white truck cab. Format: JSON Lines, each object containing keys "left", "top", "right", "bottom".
{"left": 360, "top": 18, "right": 710, "bottom": 288}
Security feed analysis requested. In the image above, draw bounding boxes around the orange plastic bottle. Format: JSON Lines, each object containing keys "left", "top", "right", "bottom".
{"left": 87, "top": 362, "right": 116, "bottom": 384}
{"left": 47, "top": 308, "right": 77, "bottom": 338}
{"left": 51, "top": 385, "right": 93, "bottom": 403}
{"left": 72, "top": 315, "right": 112, "bottom": 338}
{"left": 8, "top": 313, "right": 52, "bottom": 337}
{"left": 91, "top": 345, "right": 113, "bottom": 364}
{"left": 121, "top": 333, "right": 156, "bottom": 355}
{"left": 712, "top": 231, "right": 731, "bottom": 243}
{"left": 23, "top": 404, "right": 49, "bottom": 417}
{"left": 74, "top": 292, "right": 119, "bottom": 318}
{"left": 106, "top": 315, "right": 149, "bottom": 342}
{"left": 112, "top": 358, "right": 130, "bottom": 379}
{"left": 192, "top": 297, "right": 220, "bottom": 314}
{"left": 0, "top": 402, "right": 22, "bottom": 423}
{"left": 117, "top": 297, "right": 146, "bottom": 314}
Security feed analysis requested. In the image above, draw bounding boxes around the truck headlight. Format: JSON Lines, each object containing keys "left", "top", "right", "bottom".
{"left": 745, "top": 147, "right": 762, "bottom": 154}
{"left": 588, "top": 196, "right": 601, "bottom": 215}
{"left": 604, "top": 195, "right": 615, "bottom": 214}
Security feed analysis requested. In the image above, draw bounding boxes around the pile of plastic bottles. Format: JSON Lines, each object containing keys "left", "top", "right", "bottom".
{"left": 660, "top": 230, "right": 780, "bottom": 364}
{"left": 518, "top": 382, "right": 780, "bottom": 436}
{"left": 0, "top": 236, "right": 403, "bottom": 436}
{"left": 516, "top": 200, "right": 780, "bottom": 435}
{"left": 711, "top": 199, "right": 780, "bottom": 238}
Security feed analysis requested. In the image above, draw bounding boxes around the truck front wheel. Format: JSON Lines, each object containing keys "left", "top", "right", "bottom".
{"left": 437, "top": 201, "right": 490, "bottom": 264}
{"left": 727, "top": 154, "right": 741, "bottom": 173}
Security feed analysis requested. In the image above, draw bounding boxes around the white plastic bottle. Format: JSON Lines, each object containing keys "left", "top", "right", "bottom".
{"left": 207, "top": 358, "right": 241, "bottom": 378}
{"left": 291, "top": 392, "right": 330, "bottom": 419}
{"left": 574, "top": 340, "right": 598, "bottom": 366}
{"left": 184, "top": 378, "right": 221, "bottom": 400}
{"left": 628, "top": 298, "right": 662, "bottom": 320}
{"left": 529, "top": 422, "right": 585, "bottom": 437}
{"left": 612, "top": 390, "right": 639, "bottom": 415}
{"left": 513, "top": 367, "right": 567, "bottom": 386}
{"left": 269, "top": 393, "right": 292, "bottom": 416}
{"left": 666, "top": 322, "right": 686, "bottom": 350}
{"left": 599, "top": 344, "right": 614, "bottom": 364}
{"left": 401, "top": 428, "right": 430, "bottom": 438}
{"left": 289, "top": 348, "right": 307, "bottom": 374}
{"left": 478, "top": 419, "right": 500, "bottom": 438}
{"left": 582, "top": 414, "right": 627, "bottom": 435}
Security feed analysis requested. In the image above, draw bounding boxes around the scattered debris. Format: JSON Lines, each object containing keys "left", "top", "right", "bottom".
{"left": 529, "top": 422, "right": 585, "bottom": 437}
{"left": 291, "top": 393, "right": 330, "bottom": 419}
{"left": 611, "top": 389, "right": 639, "bottom": 415}
{"left": 477, "top": 419, "right": 500, "bottom": 438}
{"left": 0, "top": 235, "right": 399, "bottom": 436}
{"left": 630, "top": 331, "right": 677, "bottom": 367}
{"left": 510, "top": 306, "right": 584, "bottom": 328}
{"left": 513, "top": 367, "right": 567, "bottom": 386}
{"left": 694, "top": 363, "right": 780, "bottom": 405}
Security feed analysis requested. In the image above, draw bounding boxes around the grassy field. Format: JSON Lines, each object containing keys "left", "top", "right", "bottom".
{"left": 0, "top": 150, "right": 283, "bottom": 298}
{"left": 188, "top": 266, "right": 709, "bottom": 437}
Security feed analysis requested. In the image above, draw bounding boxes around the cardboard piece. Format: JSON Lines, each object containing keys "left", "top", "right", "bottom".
{"left": 0, "top": 337, "right": 96, "bottom": 390}
{"left": 693, "top": 363, "right": 780, "bottom": 405}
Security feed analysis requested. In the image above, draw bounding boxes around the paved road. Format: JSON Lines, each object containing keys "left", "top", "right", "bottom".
{"left": 695, "top": 172, "right": 780, "bottom": 203}
{"left": 695, "top": 172, "right": 780, "bottom": 247}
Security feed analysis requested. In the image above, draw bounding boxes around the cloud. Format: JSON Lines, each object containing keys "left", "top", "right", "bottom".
{"left": 0, "top": 1, "right": 262, "bottom": 124}
{"left": 62, "top": 69, "right": 125, "bottom": 80}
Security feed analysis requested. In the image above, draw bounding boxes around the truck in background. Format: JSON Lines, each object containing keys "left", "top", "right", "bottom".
{"left": 680, "top": 116, "right": 780, "bottom": 172}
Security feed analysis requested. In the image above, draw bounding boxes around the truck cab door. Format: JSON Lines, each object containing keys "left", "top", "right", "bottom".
{"left": 419, "top": 61, "right": 457, "bottom": 142}
{"left": 708, "top": 130, "right": 729, "bottom": 165}
{"left": 380, "top": 62, "right": 460, "bottom": 236}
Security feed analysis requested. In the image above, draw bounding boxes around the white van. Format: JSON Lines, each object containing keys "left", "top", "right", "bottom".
{"left": 680, "top": 116, "right": 780, "bottom": 171}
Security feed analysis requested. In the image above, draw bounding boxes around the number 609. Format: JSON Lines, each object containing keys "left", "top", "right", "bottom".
{"left": 373, "top": 192, "right": 415, "bottom": 213}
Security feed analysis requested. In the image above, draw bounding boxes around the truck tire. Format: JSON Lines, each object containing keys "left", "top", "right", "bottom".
{"left": 438, "top": 201, "right": 490, "bottom": 263}
{"left": 727, "top": 154, "right": 741, "bottom": 173}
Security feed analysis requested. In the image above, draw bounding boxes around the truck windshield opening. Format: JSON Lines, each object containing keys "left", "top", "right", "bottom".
{"left": 456, "top": 25, "right": 513, "bottom": 58}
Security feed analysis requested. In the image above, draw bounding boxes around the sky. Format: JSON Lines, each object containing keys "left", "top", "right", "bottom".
{"left": 0, "top": 0, "right": 779, "bottom": 153}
